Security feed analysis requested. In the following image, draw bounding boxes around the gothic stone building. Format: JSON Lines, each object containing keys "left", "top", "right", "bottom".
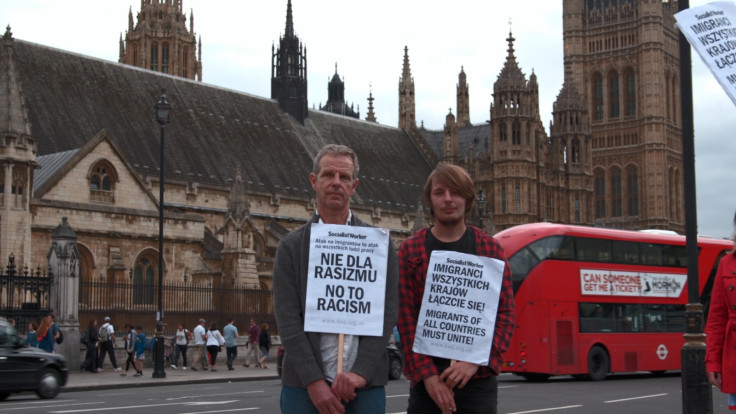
{"left": 404, "top": 0, "right": 684, "bottom": 234}
{"left": 0, "top": 0, "right": 685, "bottom": 308}
{"left": 0, "top": 1, "right": 432, "bottom": 311}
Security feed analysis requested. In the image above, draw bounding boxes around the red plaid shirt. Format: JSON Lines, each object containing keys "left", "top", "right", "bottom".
{"left": 397, "top": 226, "right": 515, "bottom": 385}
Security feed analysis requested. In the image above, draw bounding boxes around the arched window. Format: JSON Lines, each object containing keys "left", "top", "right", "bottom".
{"left": 182, "top": 46, "right": 189, "bottom": 78}
{"left": 611, "top": 167, "right": 622, "bottom": 217}
{"left": 665, "top": 72, "right": 671, "bottom": 121}
{"left": 671, "top": 75, "right": 678, "bottom": 123}
{"left": 626, "top": 165, "right": 639, "bottom": 216}
{"left": 150, "top": 42, "right": 159, "bottom": 71}
{"left": 11, "top": 167, "right": 26, "bottom": 209}
{"left": 512, "top": 121, "right": 521, "bottom": 145}
{"left": 624, "top": 68, "right": 636, "bottom": 116}
{"left": 592, "top": 73, "right": 604, "bottom": 120}
{"left": 501, "top": 187, "right": 507, "bottom": 214}
{"left": 499, "top": 122, "right": 508, "bottom": 142}
{"left": 571, "top": 138, "right": 581, "bottom": 164}
{"left": 162, "top": 43, "right": 170, "bottom": 74}
{"left": 514, "top": 183, "right": 521, "bottom": 213}
{"left": 89, "top": 160, "right": 117, "bottom": 203}
{"left": 132, "top": 44, "right": 138, "bottom": 66}
{"left": 608, "top": 70, "right": 620, "bottom": 118}
{"left": 595, "top": 169, "right": 606, "bottom": 219}
{"left": 133, "top": 254, "right": 156, "bottom": 305}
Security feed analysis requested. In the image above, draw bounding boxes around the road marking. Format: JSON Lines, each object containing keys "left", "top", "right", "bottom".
{"left": 386, "top": 394, "right": 409, "bottom": 398}
{"left": 604, "top": 393, "right": 668, "bottom": 403}
{"left": 179, "top": 409, "right": 258, "bottom": 414}
{"left": 166, "top": 391, "right": 263, "bottom": 400}
{"left": 49, "top": 400, "right": 239, "bottom": 413}
{"left": 506, "top": 405, "right": 583, "bottom": 413}
{"left": 0, "top": 402, "right": 99, "bottom": 411}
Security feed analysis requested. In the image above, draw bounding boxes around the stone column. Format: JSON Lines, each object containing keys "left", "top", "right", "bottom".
{"left": 47, "top": 217, "right": 81, "bottom": 367}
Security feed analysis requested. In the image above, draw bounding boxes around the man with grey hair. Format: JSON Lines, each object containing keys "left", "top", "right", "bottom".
{"left": 274, "top": 144, "right": 398, "bottom": 414}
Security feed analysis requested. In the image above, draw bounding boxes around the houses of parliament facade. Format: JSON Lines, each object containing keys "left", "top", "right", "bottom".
{"left": 0, "top": 0, "right": 684, "bottom": 296}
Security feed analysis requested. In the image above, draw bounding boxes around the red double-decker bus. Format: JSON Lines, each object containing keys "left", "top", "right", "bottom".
{"left": 496, "top": 222, "right": 733, "bottom": 381}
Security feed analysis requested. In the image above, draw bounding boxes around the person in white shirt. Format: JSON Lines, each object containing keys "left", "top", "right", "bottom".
{"left": 171, "top": 323, "right": 191, "bottom": 370}
{"left": 206, "top": 322, "right": 226, "bottom": 371}
{"left": 191, "top": 319, "right": 208, "bottom": 371}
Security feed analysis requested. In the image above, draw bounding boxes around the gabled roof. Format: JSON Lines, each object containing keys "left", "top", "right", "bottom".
{"left": 33, "top": 129, "right": 163, "bottom": 215}
{"left": 11, "top": 38, "right": 433, "bottom": 214}
{"left": 420, "top": 124, "right": 490, "bottom": 161}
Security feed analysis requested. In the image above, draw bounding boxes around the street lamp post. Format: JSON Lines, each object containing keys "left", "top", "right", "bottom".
{"left": 477, "top": 190, "right": 487, "bottom": 231}
{"left": 153, "top": 90, "right": 171, "bottom": 379}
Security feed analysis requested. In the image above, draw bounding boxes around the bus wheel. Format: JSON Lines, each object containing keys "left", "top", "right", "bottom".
{"left": 587, "top": 346, "right": 609, "bottom": 381}
{"left": 521, "top": 373, "right": 550, "bottom": 382}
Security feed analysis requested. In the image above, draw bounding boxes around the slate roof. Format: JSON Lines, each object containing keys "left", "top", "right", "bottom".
{"left": 419, "top": 124, "right": 490, "bottom": 161}
{"left": 13, "top": 39, "right": 433, "bottom": 214}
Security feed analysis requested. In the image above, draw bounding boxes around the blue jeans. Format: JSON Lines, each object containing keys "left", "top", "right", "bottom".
{"left": 281, "top": 385, "right": 386, "bottom": 414}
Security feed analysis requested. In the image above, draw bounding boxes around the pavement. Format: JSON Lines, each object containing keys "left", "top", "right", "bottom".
{"left": 64, "top": 362, "right": 279, "bottom": 392}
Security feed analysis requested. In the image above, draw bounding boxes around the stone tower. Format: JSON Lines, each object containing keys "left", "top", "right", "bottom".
{"left": 456, "top": 67, "right": 471, "bottom": 127}
{"left": 549, "top": 77, "right": 594, "bottom": 225}
{"left": 489, "top": 31, "right": 548, "bottom": 229}
{"left": 563, "top": 0, "right": 683, "bottom": 231}
{"left": 119, "top": 0, "right": 202, "bottom": 81}
{"left": 320, "top": 64, "right": 359, "bottom": 119}
{"left": 0, "top": 27, "right": 35, "bottom": 264}
{"left": 366, "top": 86, "right": 377, "bottom": 123}
{"left": 443, "top": 109, "right": 458, "bottom": 163}
{"left": 220, "top": 171, "right": 259, "bottom": 288}
{"left": 398, "top": 46, "right": 416, "bottom": 131}
{"left": 272, "top": 0, "right": 308, "bottom": 124}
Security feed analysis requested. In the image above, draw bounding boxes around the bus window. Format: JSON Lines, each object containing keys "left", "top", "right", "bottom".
{"left": 509, "top": 247, "right": 539, "bottom": 293}
{"left": 576, "top": 237, "right": 611, "bottom": 262}
{"left": 662, "top": 244, "right": 687, "bottom": 267}
{"left": 641, "top": 243, "right": 663, "bottom": 266}
{"left": 665, "top": 305, "right": 686, "bottom": 332}
{"left": 613, "top": 240, "right": 639, "bottom": 264}
{"left": 617, "top": 304, "right": 643, "bottom": 332}
{"left": 579, "top": 303, "right": 616, "bottom": 332}
{"left": 545, "top": 236, "right": 574, "bottom": 260}
{"left": 643, "top": 304, "right": 667, "bottom": 331}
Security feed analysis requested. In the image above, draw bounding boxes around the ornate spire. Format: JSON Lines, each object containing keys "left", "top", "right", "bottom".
{"left": 285, "top": 0, "right": 295, "bottom": 39}
{"left": 227, "top": 168, "right": 251, "bottom": 224}
{"left": 495, "top": 29, "right": 526, "bottom": 89}
{"left": 366, "top": 83, "right": 377, "bottom": 122}
{"left": 0, "top": 26, "right": 32, "bottom": 138}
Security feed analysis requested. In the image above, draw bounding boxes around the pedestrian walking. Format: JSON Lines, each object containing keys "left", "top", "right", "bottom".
{"left": 80, "top": 319, "right": 100, "bottom": 373}
{"left": 26, "top": 322, "right": 39, "bottom": 348}
{"left": 223, "top": 318, "right": 239, "bottom": 370}
{"left": 171, "top": 323, "right": 191, "bottom": 370}
{"left": 258, "top": 322, "right": 271, "bottom": 369}
{"left": 206, "top": 322, "right": 225, "bottom": 371}
{"left": 98, "top": 316, "right": 121, "bottom": 372}
{"left": 191, "top": 318, "right": 208, "bottom": 371}
{"left": 121, "top": 324, "right": 136, "bottom": 376}
{"left": 133, "top": 325, "right": 146, "bottom": 377}
{"left": 244, "top": 318, "right": 260, "bottom": 368}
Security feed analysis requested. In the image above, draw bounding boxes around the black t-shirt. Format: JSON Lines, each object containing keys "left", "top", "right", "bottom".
{"left": 424, "top": 226, "right": 475, "bottom": 372}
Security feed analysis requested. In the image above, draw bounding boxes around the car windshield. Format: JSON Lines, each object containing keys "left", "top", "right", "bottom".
{"left": 0, "top": 321, "right": 17, "bottom": 347}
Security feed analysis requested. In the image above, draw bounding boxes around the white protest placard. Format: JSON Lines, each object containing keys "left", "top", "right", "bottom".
{"left": 304, "top": 224, "right": 389, "bottom": 336}
{"left": 412, "top": 250, "right": 505, "bottom": 365}
{"left": 675, "top": 1, "right": 736, "bottom": 106}
{"left": 580, "top": 269, "right": 687, "bottom": 298}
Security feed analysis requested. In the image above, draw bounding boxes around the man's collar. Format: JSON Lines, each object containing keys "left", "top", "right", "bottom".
{"left": 315, "top": 209, "right": 352, "bottom": 225}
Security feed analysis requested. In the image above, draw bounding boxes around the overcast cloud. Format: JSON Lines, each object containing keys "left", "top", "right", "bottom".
{"left": 1, "top": 0, "right": 734, "bottom": 239}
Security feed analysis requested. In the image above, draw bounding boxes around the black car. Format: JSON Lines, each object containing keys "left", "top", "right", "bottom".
{"left": 276, "top": 343, "right": 404, "bottom": 380}
{"left": 386, "top": 342, "right": 404, "bottom": 380}
{"left": 0, "top": 318, "right": 68, "bottom": 400}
